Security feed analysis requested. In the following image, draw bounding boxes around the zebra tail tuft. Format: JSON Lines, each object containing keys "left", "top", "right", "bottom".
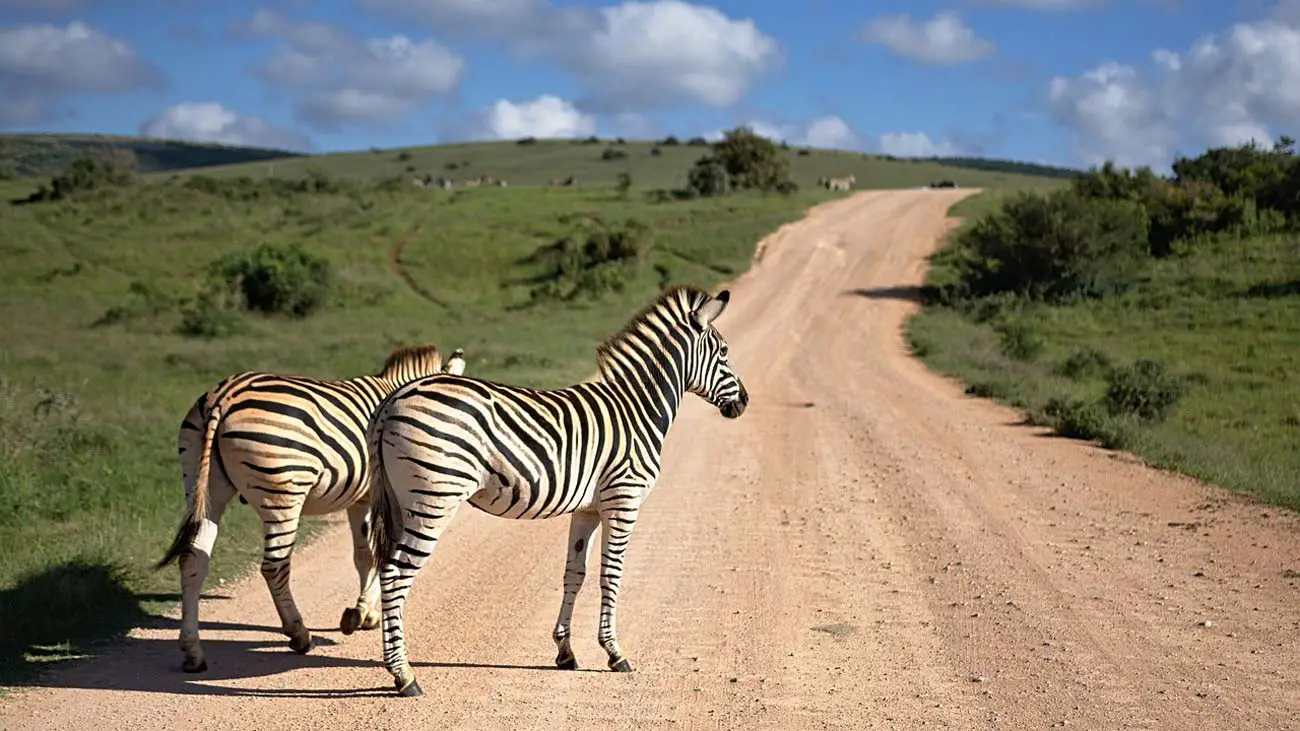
{"left": 155, "top": 404, "right": 222, "bottom": 570}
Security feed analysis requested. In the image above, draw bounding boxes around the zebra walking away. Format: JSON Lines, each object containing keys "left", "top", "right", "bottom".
{"left": 365, "top": 286, "right": 748, "bottom": 696}
{"left": 155, "top": 344, "right": 467, "bottom": 673}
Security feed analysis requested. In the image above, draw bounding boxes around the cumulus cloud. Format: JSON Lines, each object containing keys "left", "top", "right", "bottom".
{"left": 360, "top": 0, "right": 781, "bottom": 113}
{"left": 140, "top": 102, "right": 312, "bottom": 151}
{"left": 1047, "top": 13, "right": 1300, "bottom": 168}
{"left": 0, "top": 20, "right": 164, "bottom": 126}
{"left": 730, "top": 115, "right": 860, "bottom": 149}
{"left": 860, "top": 12, "right": 995, "bottom": 66}
{"left": 234, "top": 8, "right": 464, "bottom": 130}
{"left": 878, "top": 132, "right": 961, "bottom": 157}
{"left": 480, "top": 95, "right": 596, "bottom": 139}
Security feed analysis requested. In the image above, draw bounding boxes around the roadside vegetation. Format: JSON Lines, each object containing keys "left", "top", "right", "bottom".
{"left": 908, "top": 139, "right": 1300, "bottom": 509}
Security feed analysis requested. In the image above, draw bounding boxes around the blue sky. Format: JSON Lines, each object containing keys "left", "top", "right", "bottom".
{"left": 2, "top": 0, "right": 1299, "bottom": 169}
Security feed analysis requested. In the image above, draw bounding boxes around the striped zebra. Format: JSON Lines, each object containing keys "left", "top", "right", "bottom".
{"left": 154, "top": 344, "right": 467, "bottom": 674}
{"left": 824, "top": 174, "right": 855, "bottom": 191}
{"left": 364, "top": 286, "right": 748, "bottom": 696}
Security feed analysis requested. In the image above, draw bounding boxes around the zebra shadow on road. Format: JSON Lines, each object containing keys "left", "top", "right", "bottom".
{"left": 0, "top": 559, "right": 597, "bottom": 700}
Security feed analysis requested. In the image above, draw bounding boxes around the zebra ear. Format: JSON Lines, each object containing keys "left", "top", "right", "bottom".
{"left": 691, "top": 290, "right": 730, "bottom": 330}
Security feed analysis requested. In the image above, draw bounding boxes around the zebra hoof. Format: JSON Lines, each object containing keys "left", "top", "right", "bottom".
{"left": 340, "top": 607, "right": 362, "bottom": 635}
{"left": 609, "top": 657, "right": 633, "bottom": 673}
{"left": 396, "top": 678, "right": 423, "bottom": 697}
{"left": 288, "top": 633, "right": 313, "bottom": 655}
{"left": 181, "top": 657, "right": 207, "bottom": 674}
{"left": 555, "top": 652, "right": 578, "bottom": 670}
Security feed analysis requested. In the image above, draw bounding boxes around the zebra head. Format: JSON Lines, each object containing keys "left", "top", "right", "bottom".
{"left": 685, "top": 290, "right": 748, "bottom": 419}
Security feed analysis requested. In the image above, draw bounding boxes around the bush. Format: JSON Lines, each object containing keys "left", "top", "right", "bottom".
{"left": 18, "top": 154, "right": 136, "bottom": 204}
{"left": 1055, "top": 346, "right": 1112, "bottom": 380}
{"left": 1103, "top": 359, "right": 1187, "bottom": 422}
{"left": 209, "top": 241, "right": 334, "bottom": 317}
{"left": 661, "top": 136, "right": 680, "bottom": 146}
{"left": 178, "top": 290, "right": 243, "bottom": 339}
{"left": 517, "top": 137, "right": 538, "bottom": 145}
{"left": 946, "top": 189, "right": 1150, "bottom": 303}
{"left": 687, "top": 156, "right": 730, "bottom": 198}
{"left": 994, "top": 319, "right": 1044, "bottom": 361}
{"left": 601, "top": 147, "right": 628, "bottom": 161}
{"left": 1042, "top": 396, "right": 1130, "bottom": 448}
{"left": 709, "top": 126, "right": 792, "bottom": 192}
{"left": 686, "top": 136, "right": 709, "bottom": 146}
{"left": 527, "top": 219, "right": 654, "bottom": 302}
{"left": 395, "top": 151, "right": 412, "bottom": 162}
{"left": 650, "top": 147, "right": 662, "bottom": 157}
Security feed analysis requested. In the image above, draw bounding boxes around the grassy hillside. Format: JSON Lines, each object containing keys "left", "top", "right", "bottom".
{"left": 907, "top": 150, "right": 1300, "bottom": 511}
{"left": 0, "top": 132, "right": 1065, "bottom": 687}
{"left": 0, "top": 134, "right": 302, "bottom": 179}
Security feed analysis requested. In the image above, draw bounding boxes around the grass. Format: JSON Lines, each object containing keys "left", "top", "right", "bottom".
{"left": 908, "top": 192, "right": 1300, "bottom": 509}
{"left": 0, "top": 137, "right": 1064, "bottom": 687}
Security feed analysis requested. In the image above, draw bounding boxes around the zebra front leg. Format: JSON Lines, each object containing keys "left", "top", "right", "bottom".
{"left": 258, "top": 512, "right": 312, "bottom": 654}
{"left": 597, "top": 500, "right": 643, "bottom": 672}
{"left": 379, "top": 498, "right": 467, "bottom": 697}
{"left": 340, "top": 501, "right": 381, "bottom": 635}
{"left": 552, "top": 510, "right": 600, "bottom": 670}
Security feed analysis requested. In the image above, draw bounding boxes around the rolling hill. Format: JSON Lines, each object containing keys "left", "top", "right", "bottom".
{"left": 0, "top": 133, "right": 1079, "bottom": 190}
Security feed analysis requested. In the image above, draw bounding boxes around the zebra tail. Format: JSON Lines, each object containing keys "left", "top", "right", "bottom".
{"left": 366, "top": 416, "right": 400, "bottom": 576}
{"left": 155, "top": 404, "right": 222, "bottom": 570}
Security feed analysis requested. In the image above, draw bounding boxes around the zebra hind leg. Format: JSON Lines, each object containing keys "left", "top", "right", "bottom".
{"left": 378, "top": 496, "right": 468, "bottom": 696}
{"left": 257, "top": 511, "right": 313, "bottom": 654}
{"left": 340, "top": 501, "right": 381, "bottom": 635}
{"left": 176, "top": 482, "right": 238, "bottom": 673}
{"left": 552, "top": 511, "right": 599, "bottom": 670}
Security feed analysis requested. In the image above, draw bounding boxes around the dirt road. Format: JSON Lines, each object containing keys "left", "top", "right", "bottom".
{"left": 4, "top": 190, "right": 1299, "bottom": 730}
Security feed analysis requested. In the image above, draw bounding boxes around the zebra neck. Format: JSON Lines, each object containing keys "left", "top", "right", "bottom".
{"left": 596, "top": 345, "right": 685, "bottom": 438}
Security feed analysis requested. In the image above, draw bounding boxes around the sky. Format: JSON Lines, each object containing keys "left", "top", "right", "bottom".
{"left": 2, "top": 0, "right": 1300, "bottom": 170}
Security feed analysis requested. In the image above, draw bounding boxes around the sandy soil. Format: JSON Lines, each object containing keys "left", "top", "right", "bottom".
{"left": 4, "top": 189, "right": 1299, "bottom": 730}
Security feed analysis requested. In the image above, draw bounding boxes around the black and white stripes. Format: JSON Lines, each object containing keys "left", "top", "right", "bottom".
{"left": 155, "top": 344, "right": 465, "bottom": 674}
{"left": 364, "top": 286, "right": 748, "bottom": 696}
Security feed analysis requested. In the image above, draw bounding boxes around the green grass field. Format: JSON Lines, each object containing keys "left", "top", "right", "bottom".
{"left": 0, "top": 135, "right": 1067, "bottom": 687}
{"left": 908, "top": 192, "right": 1300, "bottom": 509}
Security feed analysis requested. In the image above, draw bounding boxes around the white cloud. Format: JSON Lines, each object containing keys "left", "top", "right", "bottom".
{"left": 360, "top": 0, "right": 781, "bottom": 113}
{"left": 236, "top": 9, "right": 464, "bottom": 130}
{"left": 731, "top": 115, "right": 860, "bottom": 149}
{"left": 860, "top": 12, "right": 995, "bottom": 66}
{"left": 0, "top": 20, "right": 164, "bottom": 126}
{"left": 481, "top": 95, "right": 596, "bottom": 139}
{"left": 878, "top": 131, "right": 961, "bottom": 157}
{"left": 1047, "top": 14, "right": 1300, "bottom": 168}
{"left": 140, "top": 102, "right": 312, "bottom": 151}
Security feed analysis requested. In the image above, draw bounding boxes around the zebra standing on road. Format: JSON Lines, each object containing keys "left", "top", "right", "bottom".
{"left": 155, "top": 344, "right": 467, "bottom": 674}
{"left": 365, "top": 286, "right": 749, "bottom": 696}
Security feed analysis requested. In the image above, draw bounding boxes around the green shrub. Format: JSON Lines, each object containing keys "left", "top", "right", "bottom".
{"left": 601, "top": 147, "right": 628, "bottom": 161}
{"left": 526, "top": 219, "right": 654, "bottom": 302}
{"left": 1042, "top": 396, "right": 1130, "bottom": 448}
{"left": 1055, "top": 346, "right": 1113, "bottom": 380}
{"left": 1104, "top": 359, "right": 1187, "bottom": 422}
{"left": 994, "top": 320, "right": 1044, "bottom": 361}
{"left": 177, "top": 290, "right": 243, "bottom": 339}
{"left": 709, "top": 126, "right": 792, "bottom": 192}
{"left": 687, "top": 156, "right": 730, "bottom": 198}
{"left": 947, "top": 189, "right": 1150, "bottom": 303}
{"left": 209, "top": 241, "right": 334, "bottom": 317}
{"left": 616, "top": 172, "right": 633, "bottom": 198}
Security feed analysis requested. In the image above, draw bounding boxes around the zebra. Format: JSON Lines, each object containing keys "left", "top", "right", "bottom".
{"left": 154, "top": 344, "right": 467, "bottom": 674}
{"left": 549, "top": 174, "right": 576, "bottom": 187}
{"left": 364, "top": 286, "right": 748, "bottom": 696}
{"left": 824, "top": 174, "right": 855, "bottom": 191}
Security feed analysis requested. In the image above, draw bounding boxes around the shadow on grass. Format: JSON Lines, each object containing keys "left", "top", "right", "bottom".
{"left": 1, "top": 559, "right": 598, "bottom": 699}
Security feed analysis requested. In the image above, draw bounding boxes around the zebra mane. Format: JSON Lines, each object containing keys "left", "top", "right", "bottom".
{"left": 377, "top": 343, "right": 443, "bottom": 378}
{"left": 595, "top": 285, "right": 711, "bottom": 370}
